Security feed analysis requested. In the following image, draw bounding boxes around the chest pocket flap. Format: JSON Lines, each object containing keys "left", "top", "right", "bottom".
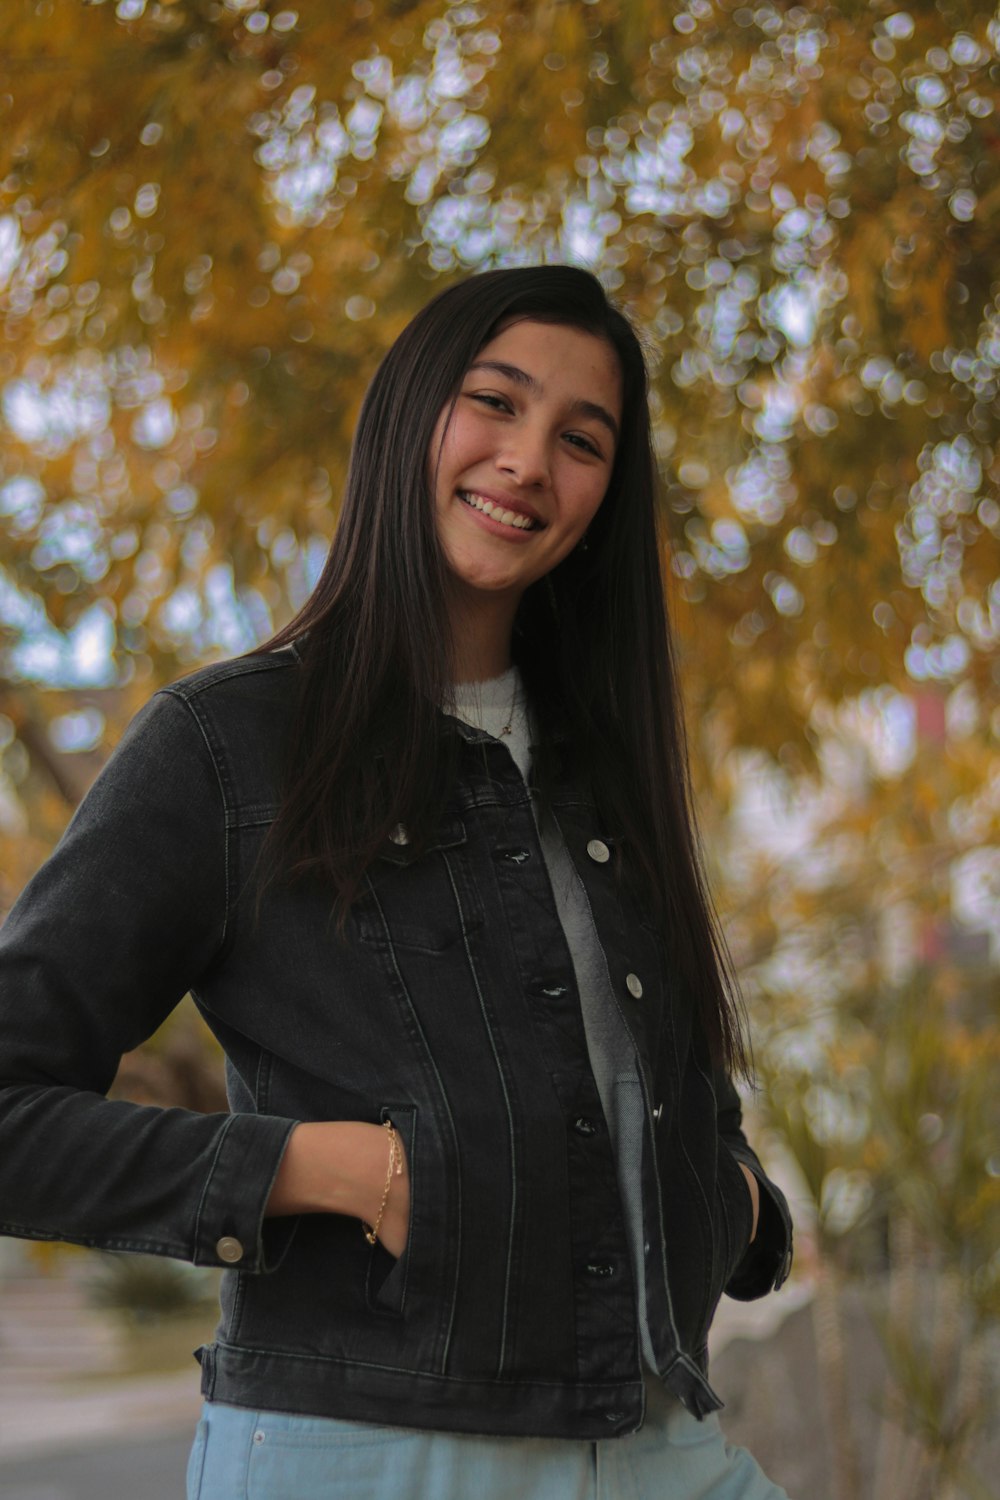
{"left": 356, "top": 816, "right": 483, "bottom": 954}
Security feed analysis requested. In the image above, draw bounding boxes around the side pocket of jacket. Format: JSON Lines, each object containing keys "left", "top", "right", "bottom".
{"left": 716, "top": 1140, "right": 756, "bottom": 1289}
{"left": 365, "top": 1103, "right": 417, "bottom": 1317}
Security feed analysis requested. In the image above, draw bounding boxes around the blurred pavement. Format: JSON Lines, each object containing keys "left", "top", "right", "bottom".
{"left": 0, "top": 1430, "right": 193, "bottom": 1500}
{"left": 0, "top": 1253, "right": 201, "bottom": 1497}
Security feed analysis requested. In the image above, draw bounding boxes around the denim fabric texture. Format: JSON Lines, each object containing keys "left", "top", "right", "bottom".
{"left": 187, "top": 1382, "right": 792, "bottom": 1500}
{"left": 0, "top": 642, "right": 792, "bottom": 1440}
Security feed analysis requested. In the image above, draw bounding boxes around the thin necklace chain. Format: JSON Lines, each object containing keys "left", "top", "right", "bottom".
{"left": 497, "top": 668, "right": 520, "bottom": 738}
{"left": 452, "top": 666, "right": 521, "bottom": 740}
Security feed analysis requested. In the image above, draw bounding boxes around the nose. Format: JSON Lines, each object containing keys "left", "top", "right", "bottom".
{"left": 496, "top": 423, "right": 550, "bottom": 488}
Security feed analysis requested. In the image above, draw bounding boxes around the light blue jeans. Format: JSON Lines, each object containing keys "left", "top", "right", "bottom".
{"left": 186, "top": 1377, "right": 791, "bottom": 1500}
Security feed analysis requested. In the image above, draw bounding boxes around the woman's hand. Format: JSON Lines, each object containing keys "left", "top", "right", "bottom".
{"left": 265, "top": 1120, "right": 410, "bottom": 1257}
{"left": 365, "top": 1126, "right": 410, "bottom": 1258}
{"left": 739, "top": 1163, "right": 760, "bottom": 1244}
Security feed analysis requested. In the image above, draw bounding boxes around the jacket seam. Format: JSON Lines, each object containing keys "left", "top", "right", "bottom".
{"left": 166, "top": 649, "right": 299, "bottom": 700}
{"left": 365, "top": 877, "right": 463, "bottom": 1375}
{"left": 673, "top": 1033, "right": 717, "bottom": 1338}
{"left": 210, "top": 1337, "right": 644, "bottom": 1389}
{"left": 0, "top": 1224, "right": 189, "bottom": 1257}
{"left": 716, "top": 1163, "right": 737, "bottom": 1279}
{"left": 193, "top": 1112, "right": 239, "bottom": 1258}
{"left": 159, "top": 687, "right": 232, "bottom": 953}
{"left": 445, "top": 853, "right": 518, "bottom": 1379}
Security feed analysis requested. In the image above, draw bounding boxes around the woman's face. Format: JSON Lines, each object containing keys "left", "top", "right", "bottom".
{"left": 429, "top": 318, "right": 623, "bottom": 608}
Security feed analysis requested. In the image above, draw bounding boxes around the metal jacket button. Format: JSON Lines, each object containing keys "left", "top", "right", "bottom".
{"left": 572, "top": 1116, "right": 598, "bottom": 1136}
{"left": 498, "top": 847, "right": 531, "bottom": 865}
{"left": 216, "top": 1236, "right": 244, "bottom": 1264}
{"left": 625, "top": 972, "right": 643, "bottom": 999}
{"left": 388, "top": 823, "right": 409, "bottom": 845}
{"left": 586, "top": 839, "right": 611, "bottom": 863}
{"left": 652, "top": 1102, "right": 663, "bottom": 1121}
{"left": 585, "top": 1260, "right": 615, "bottom": 1278}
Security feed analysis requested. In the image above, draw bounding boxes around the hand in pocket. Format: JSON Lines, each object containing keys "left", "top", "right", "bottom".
{"left": 372, "top": 1122, "right": 410, "bottom": 1258}
{"left": 264, "top": 1118, "right": 410, "bottom": 1255}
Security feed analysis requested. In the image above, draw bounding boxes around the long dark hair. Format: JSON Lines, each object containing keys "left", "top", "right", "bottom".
{"left": 244, "top": 265, "right": 748, "bottom": 1076}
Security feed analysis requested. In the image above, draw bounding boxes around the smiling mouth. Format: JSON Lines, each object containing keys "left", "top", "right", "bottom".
{"left": 457, "top": 490, "right": 542, "bottom": 531}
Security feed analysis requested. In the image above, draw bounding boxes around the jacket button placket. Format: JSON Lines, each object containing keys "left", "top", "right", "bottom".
{"left": 493, "top": 780, "right": 637, "bottom": 1396}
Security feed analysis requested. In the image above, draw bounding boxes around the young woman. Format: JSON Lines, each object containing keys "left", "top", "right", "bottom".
{"left": 0, "top": 266, "right": 794, "bottom": 1498}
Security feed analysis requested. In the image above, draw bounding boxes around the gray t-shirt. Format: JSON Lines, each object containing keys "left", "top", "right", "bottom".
{"left": 448, "top": 665, "right": 658, "bottom": 1375}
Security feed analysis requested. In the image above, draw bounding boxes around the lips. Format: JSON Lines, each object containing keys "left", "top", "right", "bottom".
{"left": 456, "top": 489, "right": 545, "bottom": 530}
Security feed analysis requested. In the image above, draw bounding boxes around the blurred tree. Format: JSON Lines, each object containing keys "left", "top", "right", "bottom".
{"left": 1, "top": 1, "right": 998, "bottom": 779}
{"left": 702, "top": 693, "right": 999, "bottom": 1499}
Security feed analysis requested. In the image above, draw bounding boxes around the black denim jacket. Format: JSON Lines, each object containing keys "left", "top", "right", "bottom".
{"left": 0, "top": 645, "right": 792, "bottom": 1439}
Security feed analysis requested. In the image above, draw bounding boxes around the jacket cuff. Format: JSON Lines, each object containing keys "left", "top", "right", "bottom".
{"left": 723, "top": 1160, "right": 794, "bottom": 1301}
{"left": 192, "top": 1112, "right": 300, "bottom": 1272}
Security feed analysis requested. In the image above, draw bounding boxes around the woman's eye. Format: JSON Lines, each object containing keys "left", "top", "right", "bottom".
{"left": 566, "top": 433, "right": 602, "bottom": 457}
{"left": 469, "top": 392, "right": 511, "bottom": 412}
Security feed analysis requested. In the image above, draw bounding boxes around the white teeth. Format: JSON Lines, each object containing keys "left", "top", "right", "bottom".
{"left": 458, "top": 491, "right": 537, "bottom": 530}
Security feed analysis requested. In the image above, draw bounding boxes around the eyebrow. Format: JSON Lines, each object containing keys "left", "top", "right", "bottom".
{"left": 466, "top": 360, "right": 620, "bottom": 445}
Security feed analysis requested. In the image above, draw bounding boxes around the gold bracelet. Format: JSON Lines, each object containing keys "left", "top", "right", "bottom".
{"left": 361, "top": 1120, "right": 403, "bottom": 1246}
